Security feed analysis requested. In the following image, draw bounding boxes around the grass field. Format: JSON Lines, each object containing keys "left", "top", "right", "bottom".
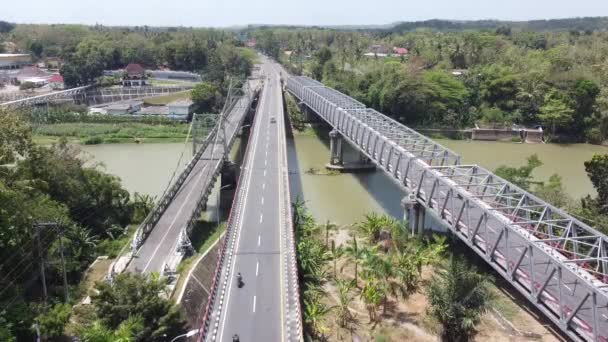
{"left": 33, "top": 121, "right": 191, "bottom": 144}
{"left": 143, "top": 90, "right": 192, "bottom": 105}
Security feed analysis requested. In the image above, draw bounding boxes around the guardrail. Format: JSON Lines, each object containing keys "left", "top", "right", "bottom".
{"left": 287, "top": 76, "right": 608, "bottom": 342}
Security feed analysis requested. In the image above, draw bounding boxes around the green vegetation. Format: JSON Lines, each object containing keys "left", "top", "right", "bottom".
{"left": 249, "top": 24, "right": 608, "bottom": 143}
{"left": 33, "top": 121, "right": 191, "bottom": 144}
{"left": 82, "top": 273, "right": 185, "bottom": 342}
{"left": 495, "top": 152, "right": 608, "bottom": 235}
{"left": 427, "top": 257, "right": 493, "bottom": 342}
{"left": 293, "top": 199, "right": 454, "bottom": 340}
{"left": 0, "top": 111, "right": 178, "bottom": 341}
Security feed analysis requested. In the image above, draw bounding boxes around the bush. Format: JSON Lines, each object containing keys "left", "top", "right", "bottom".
{"left": 81, "top": 136, "right": 104, "bottom": 145}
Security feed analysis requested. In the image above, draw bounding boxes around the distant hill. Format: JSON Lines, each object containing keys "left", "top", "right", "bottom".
{"left": 386, "top": 17, "right": 608, "bottom": 33}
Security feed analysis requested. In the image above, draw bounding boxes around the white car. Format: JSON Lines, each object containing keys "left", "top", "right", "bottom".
{"left": 270, "top": 117, "right": 276, "bottom": 123}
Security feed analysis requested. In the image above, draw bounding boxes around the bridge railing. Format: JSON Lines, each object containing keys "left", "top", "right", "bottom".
{"left": 287, "top": 76, "right": 608, "bottom": 342}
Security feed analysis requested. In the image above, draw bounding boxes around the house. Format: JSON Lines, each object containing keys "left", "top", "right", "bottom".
{"left": 44, "top": 57, "right": 63, "bottom": 70}
{"left": 167, "top": 100, "right": 194, "bottom": 120}
{"left": 0, "top": 54, "right": 31, "bottom": 70}
{"left": 246, "top": 39, "right": 256, "bottom": 48}
{"left": 14, "top": 66, "right": 50, "bottom": 86}
{"left": 49, "top": 74, "right": 64, "bottom": 90}
{"left": 451, "top": 69, "right": 469, "bottom": 77}
{"left": 393, "top": 47, "right": 409, "bottom": 56}
{"left": 122, "top": 64, "right": 147, "bottom": 87}
{"left": 368, "top": 44, "right": 389, "bottom": 55}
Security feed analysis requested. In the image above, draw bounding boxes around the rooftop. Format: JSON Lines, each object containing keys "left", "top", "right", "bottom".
{"left": 0, "top": 53, "right": 30, "bottom": 58}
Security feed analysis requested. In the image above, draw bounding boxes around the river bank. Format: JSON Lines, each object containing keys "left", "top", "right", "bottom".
{"left": 33, "top": 121, "right": 191, "bottom": 145}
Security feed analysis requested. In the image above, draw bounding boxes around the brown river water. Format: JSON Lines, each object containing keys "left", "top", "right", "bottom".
{"left": 81, "top": 135, "right": 608, "bottom": 226}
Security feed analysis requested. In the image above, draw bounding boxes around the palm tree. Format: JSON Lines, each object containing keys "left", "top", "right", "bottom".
{"left": 342, "top": 236, "right": 365, "bottom": 285}
{"left": 426, "top": 256, "right": 493, "bottom": 342}
{"left": 357, "top": 212, "right": 384, "bottom": 243}
{"left": 304, "top": 297, "right": 331, "bottom": 339}
{"left": 360, "top": 275, "right": 383, "bottom": 322}
{"left": 334, "top": 278, "right": 355, "bottom": 328}
{"left": 79, "top": 316, "right": 143, "bottom": 342}
{"left": 392, "top": 250, "right": 420, "bottom": 295}
{"left": 323, "top": 220, "right": 337, "bottom": 247}
{"left": 329, "top": 240, "right": 343, "bottom": 279}
{"left": 292, "top": 197, "right": 308, "bottom": 230}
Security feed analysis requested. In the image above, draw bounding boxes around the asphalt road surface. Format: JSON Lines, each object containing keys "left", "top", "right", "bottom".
{"left": 210, "top": 58, "right": 288, "bottom": 341}
{"left": 127, "top": 85, "right": 252, "bottom": 275}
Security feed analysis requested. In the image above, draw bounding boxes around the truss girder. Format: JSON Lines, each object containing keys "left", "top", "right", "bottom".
{"left": 287, "top": 76, "right": 608, "bottom": 342}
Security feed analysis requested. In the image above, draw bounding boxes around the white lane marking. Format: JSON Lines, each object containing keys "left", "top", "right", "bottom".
{"left": 261, "top": 197, "right": 264, "bottom": 205}
{"left": 258, "top": 234, "right": 261, "bottom": 246}
{"left": 260, "top": 213, "right": 264, "bottom": 223}
{"left": 262, "top": 182, "right": 266, "bottom": 190}
{"left": 218, "top": 67, "right": 268, "bottom": 342}
{"left": 265, "top": 159, "right": 267, "bottom": 166}
{"left": 256, "top": 261, "right": 259, "bottom": 276}
{"left": 142, "top": 164, "right": 208, "bottom": 273}
{"left": 253, "top": 295, "right": 257, "bottom": 313}
{"left": 264, "top": 170, "right": 266, "bottom": 177}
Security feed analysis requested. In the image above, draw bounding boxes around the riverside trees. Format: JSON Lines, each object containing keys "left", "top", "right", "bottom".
{"left": 249, "top": 23, "right": 608, "bottom": 142}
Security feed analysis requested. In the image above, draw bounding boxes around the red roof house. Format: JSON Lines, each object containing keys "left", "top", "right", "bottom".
{"left": 123, "top": 64, "right": 147, "bottom": 87}
{"left": 393, "top": 47, "right": 409, "bottom": 56}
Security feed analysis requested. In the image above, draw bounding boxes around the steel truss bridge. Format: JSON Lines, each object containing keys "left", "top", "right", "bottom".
{"left": 0, "top": 85, "right": 193, "bottom": 108}
{"left": 287, "top": 76, "right": 608, "bottom": 342}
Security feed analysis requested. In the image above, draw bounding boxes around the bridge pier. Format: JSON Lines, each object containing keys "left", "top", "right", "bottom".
{"left": 401, "top": 195, "right": 426, "bottom": 236}
{"left": 325, "top": 129, "right": 375, "bottom": 173}
{"left": 329, "top": 129, "right": 344, "bottom": 166}
{"left": 219, "top": 161, "right": 237, "bottom": 211}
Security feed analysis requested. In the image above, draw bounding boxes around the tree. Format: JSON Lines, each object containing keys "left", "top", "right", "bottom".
{"left": 584, "top": 154, "right": 608, "bottom": 212}
{"left": 323, "top": 220, "right": 336, "bottom": 247}
{"left": 0, "top": 110, "right": 31, "bottom": 164}
{"left": 334, "top": 279, "right": 354, "bottom": 328}
{"left": 19, "top": 81, "right": 36, "bottom": 91}
{"left": 539, "top": 91, "right": 574, "bottom": 135}
{"left": 303, "top": 297, "right": 330, "bottom": 339}
{"left": 191, "top": 82, "right": 219, "bottom": 113}
{"left": 427, "top": 257, "right": 493, "bottom": 342}
{"left": 343, "top": 236, "right": 365, "bottom": 285}
{"left": 91, "top": 273, "right": 185, "bottom": 342}
{"left": 131, "top": 192, "right": 155, "bottom": 224}
{"left": 495, "top": 154, "right": 543, "bottom": 191}
{"left": 79, "top": 316, "right": 143, "bottom": 342}
{"left": 36, "top": 303, "right": 72, "bottom": 340}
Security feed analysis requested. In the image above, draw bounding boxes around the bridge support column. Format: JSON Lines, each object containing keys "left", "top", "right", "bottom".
{"left": 219, "top": 161, "right": 237, "bottom": 211}
{"left": 401, "top": 195, "right": 425, "bottom": 236}
{"left": 329, "top": 129, "right": 344, "bottom": 166}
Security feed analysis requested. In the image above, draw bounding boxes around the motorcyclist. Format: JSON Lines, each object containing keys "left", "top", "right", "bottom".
{"left": 237, "top": 272, "right": 243, "bottom": 286}
{"left": 232, "top": 334, "right": 240, "bottom": 342}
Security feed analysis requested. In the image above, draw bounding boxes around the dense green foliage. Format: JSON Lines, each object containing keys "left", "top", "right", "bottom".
{"left": 0, "top": 112, "right": 155, "bottom": 340}
{"left": 249, "top": 25, "right": 608, "bottom": 142}
{"left": 426, "top": 257, "right": 493, "bottom": 342}
{"left": 1, "top": 23, "right": 254, "bottom": 87}
{"left": 88, "top": 273, "right": 185, "bottom": 342}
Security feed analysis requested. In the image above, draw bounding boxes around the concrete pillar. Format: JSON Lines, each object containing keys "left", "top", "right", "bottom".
{"left": 329, "top": 129, "right": 344, "bottom": 165}
{"left": 401, "top": 194, "right": 424, "bottom": 236}
{"left": 219, "top": 161, "right": 237, "bottom": 210}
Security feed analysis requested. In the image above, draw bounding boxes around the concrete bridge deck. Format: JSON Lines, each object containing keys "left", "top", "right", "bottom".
{"left": 125, "top": 82, "right": 257, "bottom": 275}
{"left": 198, "top": 58, "right": 302, "bottom": 342}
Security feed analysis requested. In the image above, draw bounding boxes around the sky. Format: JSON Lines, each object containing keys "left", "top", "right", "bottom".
{"left": 3, "top": 0, "right": 608, "bottom": 27}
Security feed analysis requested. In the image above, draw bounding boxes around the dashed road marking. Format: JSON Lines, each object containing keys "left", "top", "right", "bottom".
{"left": 256, "top": 261, "right": 259, "bottom": 276}
{"left": 258, "top": 235, "right": 261, "bottom": 246}
{"left": 253, "top": 295, "right": 257, "bottom": 313}
{"left": 260, "top": 213, "right": 264, "bottom": 223}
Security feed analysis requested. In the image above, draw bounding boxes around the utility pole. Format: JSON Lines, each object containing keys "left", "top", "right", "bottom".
{"left": 34, "top": 222, "right": 69, "bottom": 303}
{"left": 58, "top": 227, "right": 69, "bottom": 302}
{"left": 34, "top": 223, "right": 48, "bottom": 303}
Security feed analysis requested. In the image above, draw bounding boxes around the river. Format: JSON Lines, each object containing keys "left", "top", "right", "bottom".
{"left": 80, "top": 135, "right": 608, "bottom": 226}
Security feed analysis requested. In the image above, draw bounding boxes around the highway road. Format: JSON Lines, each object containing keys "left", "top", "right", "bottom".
{"left": 127, "top": 84, "right": 254, "bottom": 275}
{"left": 207, "top": 58, "right": 289, "bottom": 341}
